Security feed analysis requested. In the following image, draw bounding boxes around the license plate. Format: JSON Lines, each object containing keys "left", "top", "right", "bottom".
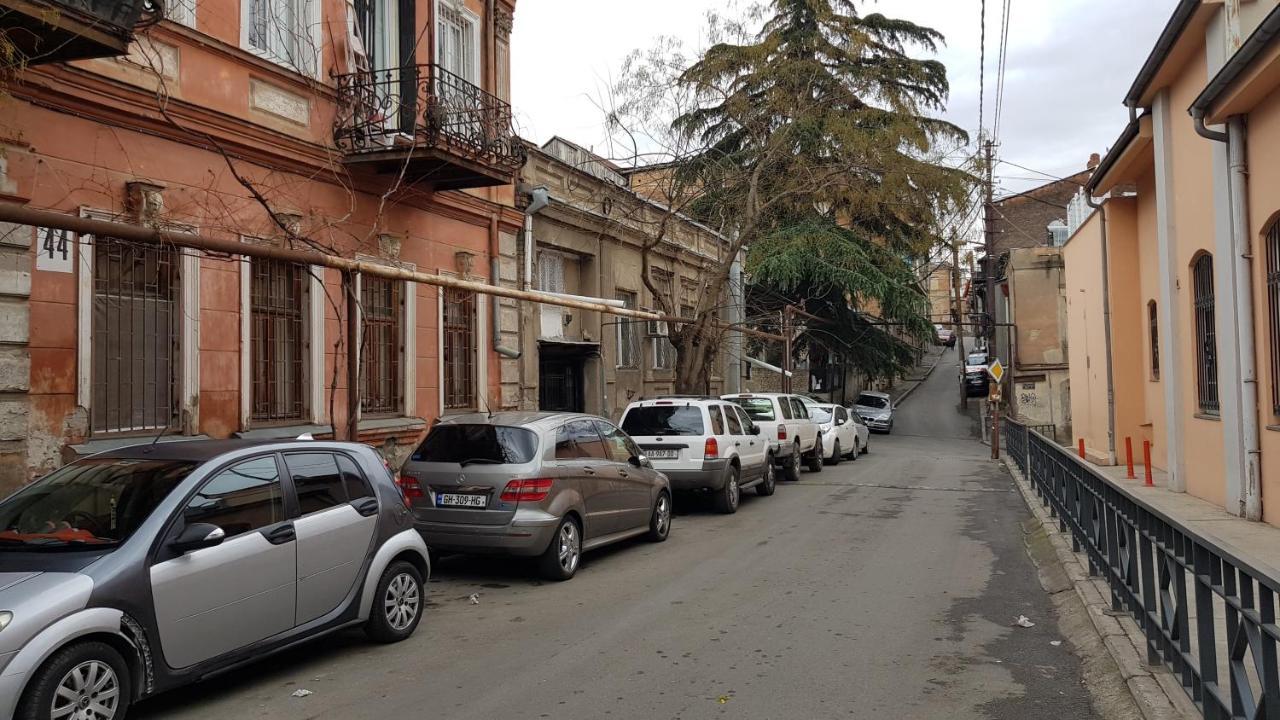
{"left": 437, "top": 493, "right": 487, "bottom": 509}
{"left": 646, "top": 449, "right": 678, "bottom": 459}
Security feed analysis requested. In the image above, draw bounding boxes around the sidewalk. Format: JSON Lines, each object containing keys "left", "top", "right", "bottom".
{"left": 888, "top": 345, "right": 947, "bottom": 406}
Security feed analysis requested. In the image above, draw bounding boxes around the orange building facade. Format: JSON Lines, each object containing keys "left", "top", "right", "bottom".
{"left": 1065, "top": 0, "right": 1280, "bottom": 525}
{"left": 0, "top": 0, "right": 524, "bottom": 493}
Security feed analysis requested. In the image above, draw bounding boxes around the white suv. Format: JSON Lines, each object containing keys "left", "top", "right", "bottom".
{"left": 620, "top": 397, "right": 776, "bottom": 513}
{"left": 721, "top": 393, "right": 823, "bottom": 481}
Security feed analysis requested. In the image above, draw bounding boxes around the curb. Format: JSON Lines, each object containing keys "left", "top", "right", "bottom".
{"left": 891, "top": 351, "right": 944, "bottom": 406}
{"left": 1004, "top": 460, "right": 1198, "bottom": 720}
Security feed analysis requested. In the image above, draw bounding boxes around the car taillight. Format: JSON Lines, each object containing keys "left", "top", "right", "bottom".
{"left": 500, "top": 478, "right": 554, "bottom": 503}
{"left": 777, "top": 424, "right": 788, "bottom": 441}
{"left": 395, "top": 474, "right": 425, "bottom": 507}
{"left": 703, "top": 437, "right": 719, "bottom": 460}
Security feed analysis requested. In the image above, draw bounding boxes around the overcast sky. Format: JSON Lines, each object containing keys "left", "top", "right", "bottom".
{"left": 511, "top": 0, "right": 1176, "bottom": 201}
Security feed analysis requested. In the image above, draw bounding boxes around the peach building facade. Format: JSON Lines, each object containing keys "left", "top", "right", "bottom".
{"left": 1064, "top": 0, "right": 1280, "bottom": 525}
{"left": 0, "top": 0, "right": 524, "bottom": 493}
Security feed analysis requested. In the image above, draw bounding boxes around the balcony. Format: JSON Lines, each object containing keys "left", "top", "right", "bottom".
{"left": 0, "top": 0, "right": 151, "bottom": 64}
{"left": 334, "top": 64, "right": 525, "bottom": 191}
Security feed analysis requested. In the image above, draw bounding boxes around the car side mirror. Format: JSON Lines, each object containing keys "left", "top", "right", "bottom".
{"left": 835, "top": 418, "right": 846, "bottom": 426}
{"left": 751, "top": 425, "right": 761, "bottom": 436}
{"left": 628, "top": 455, "right": 645, "bottom": 469}
{"left": 171, "top": 523, "right": 225, "bottom": 554}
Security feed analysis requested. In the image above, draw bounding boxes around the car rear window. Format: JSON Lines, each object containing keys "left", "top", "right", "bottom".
{"left": 811, "top": 407, "right": 833, "bottom": 423}
{"left": 726, "top": 397, "right": 776, "bottom": 422}
{"left": 621, "top": 406, "right": 705, "bottom": 436}
{"left": 857, "top": 394, "right": 890, "bottom": 409}
{"left": 412, "top": 425, "right": 540, "bottom": 465}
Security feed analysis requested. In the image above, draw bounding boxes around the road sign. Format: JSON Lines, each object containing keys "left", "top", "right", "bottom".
{"left": 987, "top": 358, "right": 1005, "bottom": 383}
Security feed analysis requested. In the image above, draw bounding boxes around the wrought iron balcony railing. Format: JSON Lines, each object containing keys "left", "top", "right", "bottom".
{"left": 0, "top": 0, "right": 152, "bottom": 64}
{"left": 334, "top": 63, "right": 524, "bottom": 189}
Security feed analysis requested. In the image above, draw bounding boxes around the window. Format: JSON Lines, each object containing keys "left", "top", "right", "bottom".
{"left": 183, "top": 457, "right": 285, "bottom": 538}
{"left": 251, "top": 259, "right": 306, "bottom": 422}
{"left": 732, "top": 405, "right": 756, "bottom": 434}
{"left": 1148, "top": 300, "right": 1160, "bottom": 381}
{"left": 707, "top": 406, "right": 725, "bottom": 435}
{"left": 436, "top": 0, "right": 479, "bottom": 83}
{"left": 92, "top": 238, "right": 180, "bottom": 434}
{"left": 284, "top": 453, "right": 345, "bottom": 515}
{"left": 361, "top": 275, "right": 402, "bottom": 415}
{"left": 649, "top": 317, "right": 674, "bottom": 371}
{"left": 167, "top": 0, "right": 196, "bottom": 26}
{"left": 443, "top": 289, "right": 477, "bottom": 410}
{"left": 538, "top": 252, "right": 565, "bottom": 294}
{"left": 246, "top": 0, "right": 317, "bottom": 75}
{"left": 778, "top": 397, "right": 793, "bottom": 420}
{"left": 616, "top": 291, "right": 640, "bottom": 368}
{"left": 554, "top": 420, "right": 607, "bottom": 460}
{"left": 621, "top": 406, "right": 704, "bottom": 436}
{"left": 724, "top": 406, "right": 744, "bottom": 435}
{"left": 790, "top": 398, "right": 809, "bottom": 420}
{"left": 335, "top": 454, "right": 374, "bottom": 501}
{"left": 1268, "top": 221, "right": 1280, "bottom": 414}
{"left": 1192, "top": 254, "right": 1219, "bottom": 415}
{"left": 414, "top": 424, "right": 540, "bottom": 464}
{"left": 594, "top": 420, "right": 639, "bottom": 464}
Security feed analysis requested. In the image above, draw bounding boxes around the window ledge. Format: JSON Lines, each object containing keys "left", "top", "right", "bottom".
{"left": 72, "top": 434, "right": 211, "bottom": 456}
{"left": 234, "top": 424, "right": 332, "bottom": 440}
{"left": 1265, "top": 424, "right": 1280, "bottom": 433}
{"left": 358, "top": 417, "right": 427, "bottom": 434}
{"left": 1193, "top": 412, "right": 1221, "bottom": 422}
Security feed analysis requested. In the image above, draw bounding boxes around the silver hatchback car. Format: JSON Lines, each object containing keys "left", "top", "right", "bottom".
{"left": 0, "top": 440, "right": 430, "bottom": 720}
{"left": 400, "top": 412, "right": 672, "bottom": 581}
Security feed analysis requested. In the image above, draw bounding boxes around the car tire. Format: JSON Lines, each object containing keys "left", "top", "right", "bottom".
{"left": 647, "top": 491, "right": 672, "bottom": 542}
{"left": 364, "top": 560, "right": 424, "bottom": 644}
{"left": 781, "top": 445, "right": 802, "bottom": 482}
{"left": 862, "top": 440, "right": 870, "bottom": 454}
{"left": 538, "top": 516, "right": 582, "bottom": 581}
{"left": 806, "top": 447, "right": 824, "bottom": 473}
{"left": 756, "top": 457, "right": 777, "bottom": 496}
{"left": 826, "top": 440, "right": 841, "bottom": 466}
{"left": 847, "top": 440, "right": 859, "bottom": 460}
{"left": 713, "top": 465, "right": 741, "bottom": 514}
{"left": 17, "top": 641, "right": 132, "bottom": 720}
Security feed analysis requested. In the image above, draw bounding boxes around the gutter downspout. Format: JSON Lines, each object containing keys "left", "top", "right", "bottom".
{"left": 522, "top": 186, "right": 550, "bottom": 292}
{"left": 1085, "top": 190, "right": 1117, "bottom": 465}
{"left": 489, "top": 215, "right": 520, "bottom": 360}
{"left": 1192, "top": 108, "right": 1261, "bottom": 520}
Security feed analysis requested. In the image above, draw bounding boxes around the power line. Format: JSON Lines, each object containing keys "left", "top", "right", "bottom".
{"left": 993, "top": 0, "right": 1011, "bottom": 141}
{"left": 978, "top": 0, "right": 986, "bottom": 140}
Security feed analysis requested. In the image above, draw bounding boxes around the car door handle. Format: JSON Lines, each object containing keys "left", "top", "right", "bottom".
{"left": 617, "top": 470, "right": 629, "bottom": 478}
{"left": 583, "top": 466, "right": 597, "bottom": 475}
{"left": 353, "top": 497, "right": 379, "bottom": 517}
{"left": 262, "top": 523, "right": 296, "bottom": 545}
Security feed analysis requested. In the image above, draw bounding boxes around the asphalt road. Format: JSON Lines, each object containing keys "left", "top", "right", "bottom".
{"left": 135, "top": 353, "right": 1102, "bottom": 719}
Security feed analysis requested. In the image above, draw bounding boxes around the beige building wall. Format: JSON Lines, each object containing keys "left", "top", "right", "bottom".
{"left": 1006, "top": 247, "right": 1071, "bottom": 440}
{"left": 1064, "top": 213, "right": 1111, "bottom": 459}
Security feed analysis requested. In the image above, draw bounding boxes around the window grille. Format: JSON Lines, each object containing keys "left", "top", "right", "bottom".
{"left": 1148, "top": 300, "right": 1160, "bottom": 381}
{"left": 436, "top": 1, "right": 477, "bottom": 83}
{"left": 91, "top": 238, "right": 180, "bottom": 434}
{"left": 361, "top": 276, "right": 403, "bottom": 415}
{"left": 247, "top": 0, "right": 315, "bottom": 75}
{"left": 251, "top": 259, "right": 306, "bottom": 422}
{"left": 1269, "top": 222, "right": 1280, "bottom": 414}
{"left": 538, "top": 252, "right": 565, "bottom": 294}
{"left": 443, "top": 289, "right": 476, "bottom": 409}
{"left": 615, "top": 291, "right": 639, "bottom": 368}
{"left": 1192, "top": 254, "right": 1218, "bottom": 415}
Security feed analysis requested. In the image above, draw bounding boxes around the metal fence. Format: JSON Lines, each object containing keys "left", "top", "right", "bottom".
{"left": 1005, "top": 418, "right": 1280, "bottom": 718}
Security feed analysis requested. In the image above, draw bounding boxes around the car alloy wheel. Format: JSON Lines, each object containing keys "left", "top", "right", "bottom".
{"left": 51, "top": 660, "right": 120, "bottom": 720}
{"left": 652, "top": 493, "right": 671, "bottom": 540}
{"left": 384, "top": 571, "right": 421, "bottom": 632}
{"left": 558, "top": 521, "right": 581, "bottom": 574}
{"left": 728, "top": 474, "right": 740, "bottom": 508}
{"left": 757, "top": 459, "right": 776, "bottom": 496}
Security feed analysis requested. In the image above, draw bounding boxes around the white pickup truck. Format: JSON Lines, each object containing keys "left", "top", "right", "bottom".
{"left": 722, "top": 393, "right": 823, "bottom": 481}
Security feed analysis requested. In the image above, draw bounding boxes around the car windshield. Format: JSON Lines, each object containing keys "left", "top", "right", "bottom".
{"left": 622, "top": 406, "right": 705, "bottom": 436}
{"left": 967, "top": 353, "right": 988, "bottom": 366}
{"left": 413, "top": 425, "right": 540, "bottom": 465}
{"left": 0, "top": 458, "right": 198, "bottom": 549}
{"left": 725, "top": 398, "right": 776, "bottom": 421}
{"left": 811, "top": 407, "right": 833, "bottom": 423}
{"left": 857, "top": 395, "right": 890, "bottom": 410}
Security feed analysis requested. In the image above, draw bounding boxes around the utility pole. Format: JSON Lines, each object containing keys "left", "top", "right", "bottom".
{"left": 983, "top": 139, "right": 1000, "bottom": 460}
{"left": 951, "top": 236, "right": 968, "bottom": 409}
{"left": 781, "top": 306, "right": 793, "bottom": 394}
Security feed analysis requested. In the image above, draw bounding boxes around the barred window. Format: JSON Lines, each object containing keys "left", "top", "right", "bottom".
{"left": 246, "top": 0, "right": 316, "bottom": 75}
{"left": 443, "top": 289, "right": 476, "bottom": 409}
{"left": 251, "top": 259, "right": 306, "bottom": 422}
{"left": 616, "top": 291, "right": 639, "bottom": 368}
{"left": 91, "top": 239, "right": 180, "bottom": 434}
{"left": 1192, "top": 254, "right": 1218, "bottom": 416}
{"left": 361, "top": 276, "right": 403, "bottom": 415}
{"left": 1269, "top": 222, "right": 1280, "bottom": 414}
{"left": 1148, "top": 300, "right": 1159, "bottom": 381}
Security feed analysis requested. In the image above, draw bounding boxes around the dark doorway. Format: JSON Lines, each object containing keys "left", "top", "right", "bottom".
{"left": 540, "top": 356, "right": 584, "bottom": 412}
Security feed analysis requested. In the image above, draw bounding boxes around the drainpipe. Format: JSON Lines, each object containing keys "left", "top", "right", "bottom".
{"left": 522, "top": 186, "right": 550, "bottom": 292}
{"left": 488, "top": 214, "right": 520, "bottom": 360}
{"left": 1085, "top": 191, "right": 1117, "bottom": 465}
{"left": 1193, "top": 108, "right": 1262, "bottom": 520}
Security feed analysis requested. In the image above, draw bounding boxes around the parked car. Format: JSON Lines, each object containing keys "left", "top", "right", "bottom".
{"left": 935, "top": 325, "right": 956, "bottom": 348}
{"left": 619, "top": 398, "right": 774, "bottom": 514}
{"left": 810, "top": 403, "right": 865, "bottom": 464}
{"left": 963, "top": 350, "right": 990, "bottom": 397}
{"left": 853, "top": 391, "right": 895, "bottom": 433}
{"left": 722, "top": 393, "right": 823, "bottom": 479}
{"left": 0, "top": 439, "right": 429, "bottom": 720}
{"left": 400, "top": 412, "right": 671, "bottom": 581}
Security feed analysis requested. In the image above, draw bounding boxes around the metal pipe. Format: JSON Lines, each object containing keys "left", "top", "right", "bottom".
{"left": 488, "top": 214, "right": 521, "bottom": 360}
{"left": 1228, "top": 117, "right": 1262, "bottom": 520}
{"left": 1193, "top": 108, "right": 1229, "bottom": 143}
{"left": 522, "top": 186, "right": 549, "bottom": 292}
{"left": 538, "top": 290, "right": 625, "bottom": 308}
{"left": 1085, "top": 192, "right": 1118, "bottom": 464}
{"left": 0, "top": 201, "right": 679, "bottom": 324}
{"left": 746, "top": 357, "right": 793, "bottom": 378}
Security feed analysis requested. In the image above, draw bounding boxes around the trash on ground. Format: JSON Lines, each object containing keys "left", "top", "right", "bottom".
{"left": 717, "top": 696, "right": 730, "bottom": 704}
{"left": 1013, "top": 615, "right": 1035, "bottom": 628}
{"left": 1050, "top": 640, "right": 1062, "bottom": 647}
{"left": 469, "top": 593, "right": 481, "bottom": 605}
{"left": 291, "top": 689, "right": 314, "bottom": 698}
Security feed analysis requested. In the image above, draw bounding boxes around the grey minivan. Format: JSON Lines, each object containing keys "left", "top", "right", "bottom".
{"left": 0, "top": 440, "right": 430, "bottom": 720}
{"left": 400, "top": 412, "right": 672, "bottom": 581}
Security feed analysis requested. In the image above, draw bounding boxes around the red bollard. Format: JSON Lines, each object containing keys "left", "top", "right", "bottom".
{"left": 1125, "top": 437, "right": 1135, "bottom": 479}
{"left": 1078, "top": 438, "right": 1086, "bottom": 459}
{"left": 1143, "top": 441, "right": 1153, "bottom": 486}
